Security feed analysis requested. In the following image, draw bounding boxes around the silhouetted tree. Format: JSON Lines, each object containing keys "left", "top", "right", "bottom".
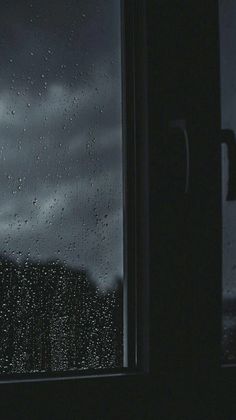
{"left": 0, "top": 256, "right": 123, "bottom": 375}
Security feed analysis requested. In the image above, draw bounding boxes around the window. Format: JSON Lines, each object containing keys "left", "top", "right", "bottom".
{"left": 0, "top": 0, "right": 151, "bottom": 388}
{"left": 0, "top": 0, "right": 135, "bottom": 380}
{"left": 1, "top": 1, "right": 225, "bottom": 418}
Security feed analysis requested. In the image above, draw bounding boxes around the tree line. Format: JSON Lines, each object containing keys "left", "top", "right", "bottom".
{"left": 0, "top": 256, "right": 123, "bottom": 375}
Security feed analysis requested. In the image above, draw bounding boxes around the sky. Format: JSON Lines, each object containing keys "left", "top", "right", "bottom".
{"left": 0, "top": 0, "right": 123, "bottom": 290}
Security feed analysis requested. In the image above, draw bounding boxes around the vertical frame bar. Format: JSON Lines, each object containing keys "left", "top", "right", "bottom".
{"left": 122, "top": 0, "right": 149, "bottom": 372}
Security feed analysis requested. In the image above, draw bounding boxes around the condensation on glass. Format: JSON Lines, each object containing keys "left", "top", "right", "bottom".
{"left": 220, "top": 0, "right": 236, "bottom": 363}
{"left": 0, "top": 0, "right": 124, "bottom": 375}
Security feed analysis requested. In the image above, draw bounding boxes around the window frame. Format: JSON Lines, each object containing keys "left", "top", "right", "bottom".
{"left": 0, "top": 1, "right": 223, "bottom": 417}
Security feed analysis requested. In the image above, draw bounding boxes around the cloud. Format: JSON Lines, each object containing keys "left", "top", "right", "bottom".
{"left": 0, "top": 78, "right": 123, "bottom": 288}
{"left": 0, "top": 0, "right": 123, "bottom": 289}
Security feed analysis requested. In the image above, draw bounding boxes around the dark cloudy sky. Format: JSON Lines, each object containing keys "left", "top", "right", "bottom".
{"left": 0, "top": 0, "right": 123, "bottom": 289}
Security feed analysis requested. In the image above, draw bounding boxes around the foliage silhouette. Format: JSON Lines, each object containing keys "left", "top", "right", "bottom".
{"left": 0, "top": 256, "right": 123, "bottom": 374}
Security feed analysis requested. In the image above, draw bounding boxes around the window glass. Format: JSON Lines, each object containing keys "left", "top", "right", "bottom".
{"left": 0, "top": 0, "right": 124, "bottom": 375}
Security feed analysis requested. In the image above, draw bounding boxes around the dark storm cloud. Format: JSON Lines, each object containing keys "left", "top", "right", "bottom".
{"left": 0, "top": 0, "right": 121, "bottom": 90}
{"left": 0, "top": 0, "right": 123, "bottom": 289}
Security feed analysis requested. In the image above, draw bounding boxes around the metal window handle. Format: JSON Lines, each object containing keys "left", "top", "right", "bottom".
{"left": 168, "top": 119, "right": 190, "bottom": 194}
{"left": 221, "top": 129, "right": 236, "bottom": 201}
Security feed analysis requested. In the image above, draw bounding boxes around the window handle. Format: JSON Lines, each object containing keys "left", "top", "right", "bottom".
{"left": 221, "top": 129, "right": 236, "bottom": 201}
{"left": 168, "top": 119, "right": 190, "bottom": 194}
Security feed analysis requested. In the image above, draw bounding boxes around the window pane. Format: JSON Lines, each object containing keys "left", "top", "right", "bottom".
{"left": 220, "top": 0, "right": 236, "bottom": 363}
{"left": 0, "top": 0, "right": 124, "bottom": 375}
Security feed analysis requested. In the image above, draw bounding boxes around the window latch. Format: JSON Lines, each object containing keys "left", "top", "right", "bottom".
{"left": 168, "top": 119, "right": 190, "bottom": 194}
{"left": 221, "top": 129, "right": 236, "bottom": 201}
